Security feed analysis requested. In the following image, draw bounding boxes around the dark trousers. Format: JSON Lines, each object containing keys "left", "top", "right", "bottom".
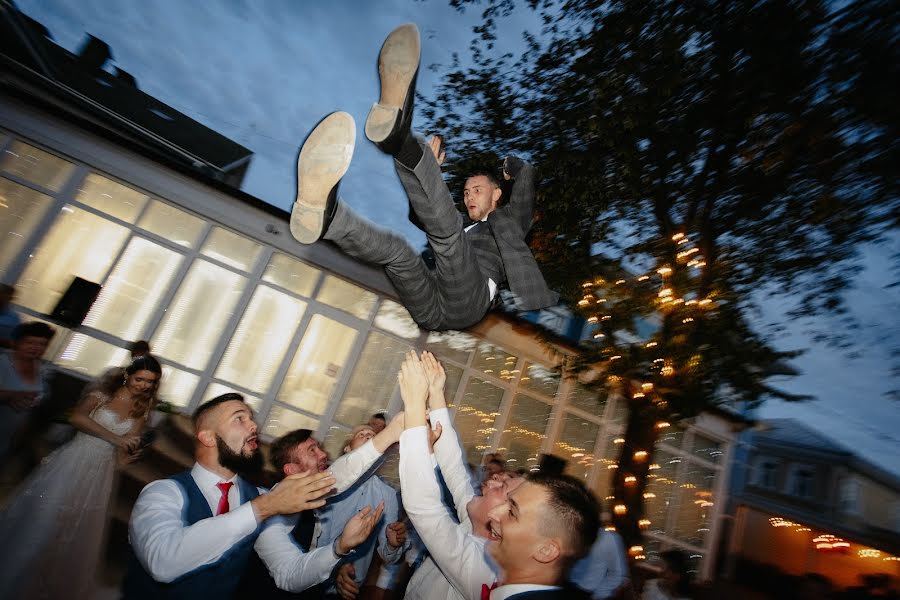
{"left": 325, "top": 144, "right": 490, "bottom": 331}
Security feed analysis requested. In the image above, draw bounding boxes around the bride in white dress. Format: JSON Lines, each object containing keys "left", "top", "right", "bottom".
{"left": 0, "top": 354, "right": 162, "bottom": 600}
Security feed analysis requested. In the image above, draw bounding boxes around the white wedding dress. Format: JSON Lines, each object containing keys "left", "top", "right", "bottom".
{"left": 0, "top": 403, "right": 134, "bottom": 600}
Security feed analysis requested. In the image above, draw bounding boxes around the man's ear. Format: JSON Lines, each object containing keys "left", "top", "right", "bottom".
{"left": 343, "top": 444, "right": 352, "bottom": 455}
{"left": 533, "top": 538, "right": 562, "bottom": 564}
{"left": 491, "top": 186, "right": 502, "bottom": 207}
{"left": 197, "top": 429, "right": 217, "bottom": 448}
{"left": 284, "top": 463, "right": 300, "bottom": 477}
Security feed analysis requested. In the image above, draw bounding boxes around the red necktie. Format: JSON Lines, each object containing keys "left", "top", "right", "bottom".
{"left": 216, "top": 482, "right": 233, "bottom": 515}
{"left": 481, "top": 582, "right": 498, "bottom": 600}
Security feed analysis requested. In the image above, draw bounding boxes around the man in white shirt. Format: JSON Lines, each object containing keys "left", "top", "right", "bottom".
{"left": 397, "top": 351, "right": 524, "bottom": 600}
{"left": 396, "top": 352, "right": 600, "bottom": 600}
{"left": 123, "top": 393, "right": 386, "bottom": 599}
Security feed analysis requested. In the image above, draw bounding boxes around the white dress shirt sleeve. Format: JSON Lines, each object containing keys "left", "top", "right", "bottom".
{"left": 254, "top": 514, "right": 341, "bottom": 592}
{"left": 400, "top": 427, "right": 496, "bottom": 600}
{"left": 330, "top": 438, "right": 381, "bottom": 494}
{"left": 429, "top": 407, "right": 477, "bottom": 525}
{"left": 128, "top": 479, "right": 259, "bottom": 583}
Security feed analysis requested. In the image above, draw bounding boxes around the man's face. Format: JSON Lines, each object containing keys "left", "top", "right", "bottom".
{"left": 347, "top": 426, "right": 376, "bottom": 452}
{"left": 486, "top": 480, "right": 551, "bottom": 572}
{"left": 290, "top": 437, "right": 330, "bottom": 473}
{"left": 467, "top": 474, "right": 524, "bottom": 532}
{"left": 16, "top": 335, "right": 49, "bottom": 361}
{"left": 464, "top": 175, "right": 500, "bottom": 221}
{"left": 210, "top": 400, "right": 260, "bottom": 472}
{"left": 368, "top": 416, "right": 386, "bottom": 433}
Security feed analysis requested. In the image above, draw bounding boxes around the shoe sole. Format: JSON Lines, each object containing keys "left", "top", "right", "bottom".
{"left": 291, "top": 112, "right": 356, "bottom": 244}
{"left": 365, "top": 23, "right": 420, "bottom": 144}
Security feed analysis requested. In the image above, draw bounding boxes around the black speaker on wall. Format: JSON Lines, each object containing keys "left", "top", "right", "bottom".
{"left": 50, "top": 277, "right": 102, "bottom": 327}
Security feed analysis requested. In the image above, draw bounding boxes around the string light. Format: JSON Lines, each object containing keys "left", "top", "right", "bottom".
{"left": 614, "top": 504, "right": 627, "bottom": 515}
{"left": 656, "top": 421, "right": 671, "bottom": 429}
{"left": 624, "top": 476, "right": 637, "bottom": 484}
{"left": 638, "top": 519, "right": 651, "bottom": 528}
{"left": 633, "top": 450, "right": 649, "bottom": 461}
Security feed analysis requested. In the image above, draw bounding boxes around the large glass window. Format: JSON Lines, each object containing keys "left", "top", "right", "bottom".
{"left": 82, "top": 237, "right": 183, "bottom": 340}
{"left": 374, "top": 300, "right": 420, "bottom": 340}
{"left": 691, "top": 433, "right": 723, "bottom": 464}
{"left": 204, "top": 382, "right": 263, "bottom": 413}
{"left": 472, "top": 342, "right": 517, "bottom": 382}
{"left": 553, "top": 412, "right": 600, "bottom": 481}
{"left": 200, "top": 226, "right": 262, "bottom": 272}
{"left": 643, "top": 449, "right": 680, "bottom": 535}
{"left": 263, "top": 405, "right": 319, "bottom": 439}
{"left": 519, "top": 362, "right": 559, "bottom": 397}
{"left": 152, "top": 260, "right": 246, "bottom": 370}
{"left": 334, "top": 331, "right": 412, "bottom": 426}
{"left": 0, "top": 141, "right": 74, "bottom": 191}
{"left": 671, "top": 463, "right": 716, "bottom": 547}
{"left": 55, "top": 333, "right": 130, "bottom": 377}
{"left": 425, "top": 330, "right": 476, "bottom": 365}
{"left": 567, "top": 382, "right": 608, "bottom": 416}
{"left": 0, "top": 178, "right": 54, "bottom": 277}
{"left": 497, "top": 393, "right": 552, "bottom": 469}
{"left": 453, "top": 377, "right": 505, "bottom": 467}
{"left": 137, "top": 199, "right": 206, "bottom": 248}
{"left": 75, "top": 173, "right": 148, "bottom": 222}
{"left": 156, "top": 365, "right": 200, "bottom": 409}
{"left": 277, "top": 314, "right": 358, "bottom": 417}
{"left": 215, "top": 286, "right": 307, "bottom": 394}
{"left": 317, "top": 275, "right": 377, "bottom": 320}
{"left": 16, "top": 205, "right": 130, "bottom": 313}
{"left": 262, "top": 252, "right": 319, "bottom": 297}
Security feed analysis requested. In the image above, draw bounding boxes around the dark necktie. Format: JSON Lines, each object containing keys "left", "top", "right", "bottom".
{"left": 293, "top": 509, "right": 316, "bottom": 552}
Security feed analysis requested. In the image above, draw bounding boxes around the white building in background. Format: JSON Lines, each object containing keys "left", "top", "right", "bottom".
{"left": 0, "top": 5, "right": 740, "bottom": 580}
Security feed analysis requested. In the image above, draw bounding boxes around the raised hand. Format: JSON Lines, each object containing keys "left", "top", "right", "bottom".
{"left": 421, "top": 351, "right": 447, "bottom": 410}
{"left": 427, "top": 422, "right": 443, "bottom": 453}
{"left": 335, "top": 562, "right": 359, "bottom": 599}
{"left": 373, "top": 411, "right": 406, "bottom": 453}
{"left": 386, "top": 520, "right": 408, "bottom": 548}
{"left": 428, "top": 135, "right": 446, "bottom": 166}
{"left": 336, "top": 501, "right": 386, "bottom": 555}
{"left": 252, "top": 470, "right": 336, "bottom": 520}
{"left": 397, "top": 351, "right": 429, "bottom": 427}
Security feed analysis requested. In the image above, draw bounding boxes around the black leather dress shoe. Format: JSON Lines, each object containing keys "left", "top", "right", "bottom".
{"left": 365, "top": 23, "right": 420, "bottom": 155}
{"left": 290, "top": 112, "right": 355, "bottom": 244}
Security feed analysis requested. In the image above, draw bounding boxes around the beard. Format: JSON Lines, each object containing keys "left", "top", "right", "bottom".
{"left": 216, "top": 434, "right": 263, "bottom": 475}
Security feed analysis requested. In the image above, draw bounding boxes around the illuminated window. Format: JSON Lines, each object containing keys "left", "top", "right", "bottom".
{"left": 75, "top": 173, "right": 148, "bottom": 222}
{"left": 671, "top": 463, "right": 716, "bottom": 547}
{"left": 498, "top": 394, "right": 552, "bottom": 470}
{"left": 15, "top": 205, "right": 130, "bottom": 314}
{"left": 643, "top": 449, "right": 681, "bottom": 535}
{"left": 519, "top": 362, "right": 560, "bottom": 397}
{"left": 262, "top": 252, "right": 319, "bottom": 297}
{"left": 691, "top": 434, "right": 724, "bottom": 464}
{"left": 317, "top": 275, "right": 377, "bottom": 320}
{"left": 0, "top": 141, "right": 74, "bottom": 191}
{"left": 200, "top": 226, "right": 262, "bottom": 272}
{"left": 553, "top": 412, "right": 600, "bottom": 481}
{"left": 55, "top": 333, "right": 130, "bottom": 377}
{"left": 215, "top": 286, "right": 307, "bottom": 394}
{"left": 152, "top": 260, "right": 246, "bottom": 370}
{"left": 334, "top": 331, "right": 413, "bottom": 426}
{"left": 567, "top": 382, "right": 608, "bottom": 416}
{"left": 452, "top": 377, "right": 505, "bottom": 467}
{"left": 277, "top": 314, "right": 357, "bottom": 416}
{"left": 262, "top": 405, "right": 319, "bottom": 439}
{"left": 0, "top": 178, "right": 54, "bottom": 277}
{"left": 82, "top": 237, "right": 183, "bottom": 340}
{"left": 204, "top": 382, "right": 263, "bottom": 413}
{"left": 137, "top": 199, "right": 205, "bottom": 248}
{"left": 156, "top": 365, "right": 200, "bottom": 409}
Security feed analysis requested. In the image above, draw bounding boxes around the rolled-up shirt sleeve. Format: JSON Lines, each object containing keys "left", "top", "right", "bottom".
{"left": 331, "top": 438, "right": 381, "bottom": 494}
{"left": 128, "top": 479, "right": 259, "bottom": 583}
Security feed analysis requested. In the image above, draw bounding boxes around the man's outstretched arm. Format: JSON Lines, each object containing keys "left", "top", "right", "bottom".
{"left": 502, "top": 156, "right": 536, "bottom": 233}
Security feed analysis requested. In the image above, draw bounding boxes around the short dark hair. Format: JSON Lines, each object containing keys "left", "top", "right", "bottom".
{"left": 12, "top": 321, "right": 55, "bottom": 342}
{"left": 467, "top": 169, "right": 501, "bottom": 189}
{"left": 371, "top": 413, "right": 386, "bottom": 421}
{"left": 192, "top": 392, "right": 246, "bottom": 429}
{"left": 527, "top": 472, "right": 600, "bottom": 561}
{"left": 270, "top": 429, "right": 314, "bottom": 474}
{"left": 129, "top": 340, "right": 151, "bottom": 355}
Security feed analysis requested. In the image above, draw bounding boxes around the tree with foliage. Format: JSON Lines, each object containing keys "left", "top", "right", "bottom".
{"left": 422, "top": 0, "right": 898, "bottom": 546}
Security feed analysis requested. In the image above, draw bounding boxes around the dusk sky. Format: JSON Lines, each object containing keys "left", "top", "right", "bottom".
{"left": 16, "top": 0, "right": 899, "bottom": 477}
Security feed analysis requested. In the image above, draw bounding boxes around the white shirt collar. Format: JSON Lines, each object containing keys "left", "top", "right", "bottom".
{"left": 491, "top": 583, "right": 560, "bottom": 600}
{"left": 191, "top": 462, "right": 239, "bottom": 513}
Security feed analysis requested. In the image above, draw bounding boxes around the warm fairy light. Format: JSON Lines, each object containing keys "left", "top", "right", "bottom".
{"left": 614, "top": 504, "right": 627, "bottom": 515}
{"left": 656, "top": 421, "right": 671, "bottom": 429}
{"left": 610, "top": 355, "right": 622, "bottom": 361}
{"left": 658, "top": 288, "right": 673, "bottom": 297}
{"left": 628, "top": 545, "right": 643, "bottom": 554}
{"left": 661, "top": 364, "right": 675, "bottom": 376}
{"left": 648, "top": 464, "right": 661, "bottom": 470}
{"left": 615, "top": 279, "right": 625, "bottom": 285}
{"left": 614, "top": 438, "right": 625, "bottom": 444}
{"left": 624, "top": 476, "right": 637, "bottom": 484}
{"left": 858, "top": 549, "right": 881, "bottom": 558}
{"left": 685, "top": 299, "right": 698, "bottom": 305}
{"left": 601, "top": 315, "right": 612, "bottom": 321}
{"left": 607, "top": 464, "right": 619, "bottom": 469}
{"left": 633, "top": 450, "right": 649, "bottom": 461}
{"left": 638, "top": 519, "right": 651, "bottom": 528}
{"left": 635, "top": 554, "right": 646, "bottom": 560}
{"left": 605, "top": 495, "right": 615, "bottom": 500}
{"left": 582, "top": 282, "right": 593, "bottom": 288}
{"left": 632, "top": 392, "right": 645, "bottom": 398}
{"left": 884, "top": 557, "right": 900, "bottom": 562}
{"left": 578, "top": 299, "right": 589, "bottom": 306}
{"left": 594, "top": 332, "right": 605, "bottom": 339}
{"left": 587, "top": 316, "right": 598, "bottom": 323}
{"left": 642, "top": 382, "right": 654, "bottom": 391}
{"left": 607, "top": 375, "right": 621, "bottom": 384}
{"left": 682, "top": 317, "right": 694, "bottom": 323}
{"left": 672, "top": 233, "right": 685, "bottom": 241}
{"left": 643, "top": 492, "right": 656, "bottom": 499}
{"left": 604, "top": 525, "right": 617, "bottom": 532}
{"left": 645, "top": 342, "right": 658, "bottom": 348}
{"left": 698, "top": 298, "right": 713, "bottom": 306}
{"left": 637, "top": 275, "right": 649, "bottom": 281}
{"left": 657, "top": 266, "right": 672, "bottom": 276}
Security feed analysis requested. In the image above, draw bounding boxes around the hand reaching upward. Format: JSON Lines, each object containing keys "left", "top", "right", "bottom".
{"left": 398, "top": 351, "right": 428, "bottom": 428}
{"left": 421, "top": 351, "right": 447, "bottom": 410}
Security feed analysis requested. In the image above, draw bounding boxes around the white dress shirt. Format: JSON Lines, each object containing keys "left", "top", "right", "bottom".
{"left": 490, "top": 584, "right": 561, "bottom": 599}
{"left": 129, "top": 439, "right": 382, "bottom": 592}
{"left": 400, "top": 423, "right": 498, "bottom": 600}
